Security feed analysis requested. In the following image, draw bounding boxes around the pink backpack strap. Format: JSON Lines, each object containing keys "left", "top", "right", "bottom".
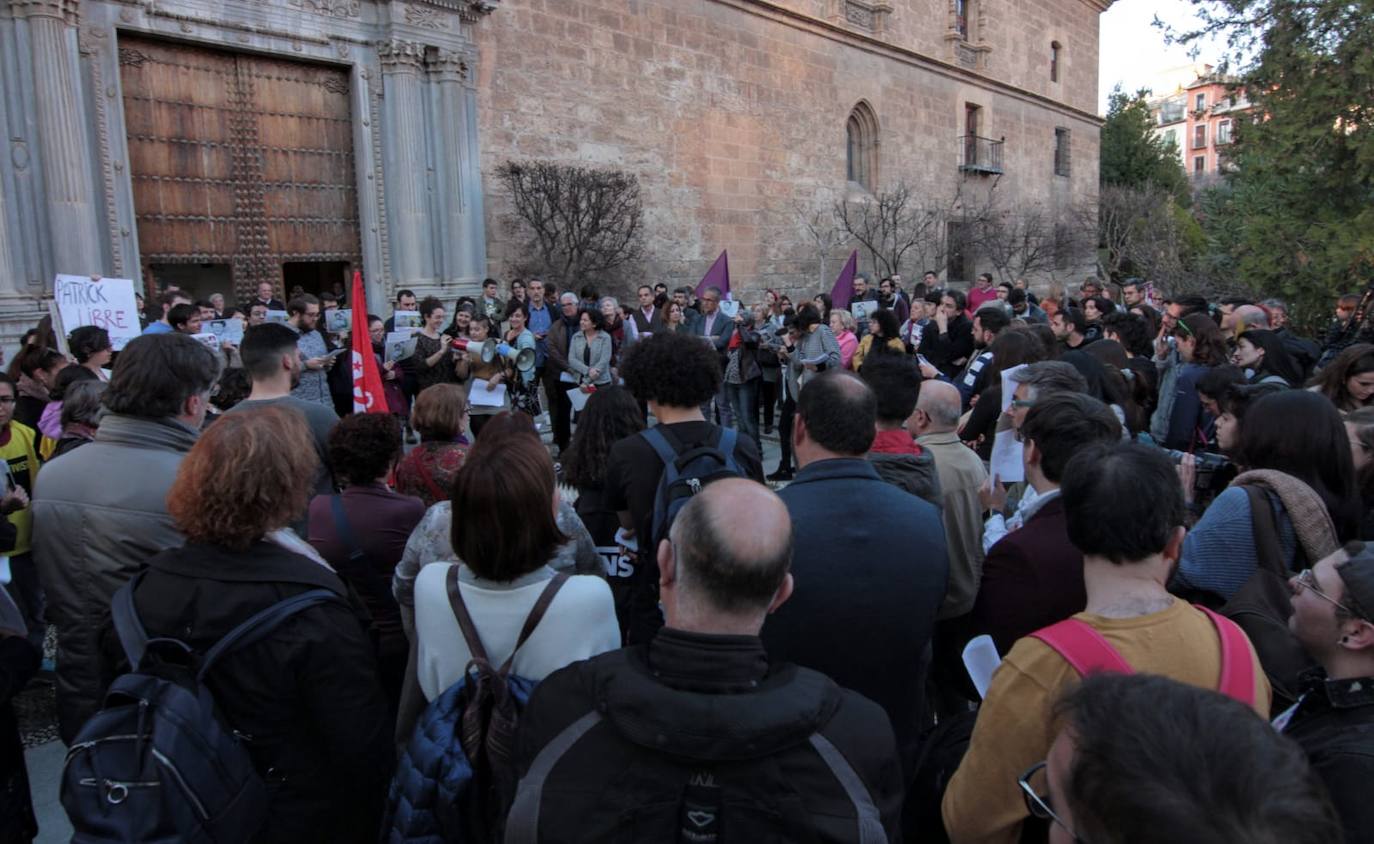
{"left": 1029, "top": 619, "right": 1134, "bottom": 677}
{"left": 1195, "top": 606, "right": 1257, "bottom": 707}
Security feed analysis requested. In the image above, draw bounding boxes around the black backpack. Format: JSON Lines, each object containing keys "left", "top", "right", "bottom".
{"left": 62, "top": 573, "right": 345, "bottom": 843}
{"left": 643, "top": 424, "right": 743, "bottom": 551}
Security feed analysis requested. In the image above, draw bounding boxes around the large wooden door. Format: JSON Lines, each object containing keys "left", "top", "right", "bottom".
{"left": 119, "top": 36, "right": 361, "bottom": 303}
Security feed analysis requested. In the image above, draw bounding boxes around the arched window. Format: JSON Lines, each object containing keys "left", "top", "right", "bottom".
{"left": 846, "top": 102, "right": 879, "bottom": 191}
{"left": 1050, "top": 41, "right": 1061, "bottom": 82}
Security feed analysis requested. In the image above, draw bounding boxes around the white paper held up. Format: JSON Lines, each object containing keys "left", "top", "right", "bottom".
{"left": 962, "top": 635, "right": 1003, "bottom": 700}
{"left": 470, "top": 379, "right": 507, "bottom": 407}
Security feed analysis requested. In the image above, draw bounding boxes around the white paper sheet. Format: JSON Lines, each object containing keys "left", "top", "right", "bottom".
{"left": 962, "top": 635, "right": 1002, "bottom": 699}
{"left": 559, "top": 370, "right": 578, "bottom": 384}
{"left": 470, "top": 379, "right": 507, "bottom": 407}
{"left": 566, "top": 387, "right": 592, "bottom": 412}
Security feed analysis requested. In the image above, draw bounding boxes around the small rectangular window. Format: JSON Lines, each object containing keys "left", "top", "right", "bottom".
{"left": 1193, "top": 125, "right": 1207, "bottom": 149}
{"left": 1054, "top": 128, "right": 1071, "bottom": 177}
{"left": 1050, "top": 42, "right": 1060, "bottom": 82}
{"left": 1195, "top": 92, "right": 1206, "bottom": 111}
{"left": 954, "top": 0, "right": 968, "bottom": 39}
{"left": 1217, "top": 120, "right": 1232, "bottom": 145}
{"left": 1194, "top": 156, "right": 1206, "bottom": 174}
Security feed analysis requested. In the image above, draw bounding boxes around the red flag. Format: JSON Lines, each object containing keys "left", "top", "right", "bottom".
{"left": 695, "top": 250, "right": 730, "bottom": 299}
{"left": 349, "top": 270, "right": 387, "bottom": 415}
{"left": 829, "top": 250, "right": 859, "bottom": 308}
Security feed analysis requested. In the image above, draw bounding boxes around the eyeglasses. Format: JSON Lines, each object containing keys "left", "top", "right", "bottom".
{"left": 1018, "top": 762, "right": 1086, "bottom": 843}
{"left": 1295, "top": 569, "right": 1367, "bottom": 620}
{"left": 0, "top": 397, "right": 15, "bottom": 405}
{"left": 1011, "top": 398, "right": 1035, "bottom": 409}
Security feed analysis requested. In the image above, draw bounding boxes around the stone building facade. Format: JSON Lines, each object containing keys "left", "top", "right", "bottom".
{"left": 475, "top": 0, "right": 1111, "bottom": 300}
{"left": 0, "top": 0, "right": 1109, "bottom": 354}
{"left": 0, "top": 0, "right": 494, "bottom": 353}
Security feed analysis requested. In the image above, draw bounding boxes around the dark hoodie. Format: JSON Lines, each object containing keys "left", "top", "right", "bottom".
{"left": 867, "top": 428, "right": 942, "bottom": 508}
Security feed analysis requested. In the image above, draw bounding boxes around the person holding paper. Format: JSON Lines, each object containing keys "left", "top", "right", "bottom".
{"left": 464, "top": 315, "right": 510, "bottom": 438}
{"left": 412, "top": 297, "right": 464, "bottom": 392}
{"left": 969, "top": 394, "right": 1122, "bottom": 655}
{"left": 542, "top": 292, "right": 581, "bottom": 452}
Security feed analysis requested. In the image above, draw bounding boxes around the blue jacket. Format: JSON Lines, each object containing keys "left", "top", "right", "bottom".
{"left": 762, "top": 458, "right": 948, "bottom": 776}
{"left": 385, "top": 673, "right": 538, "bottom": 843}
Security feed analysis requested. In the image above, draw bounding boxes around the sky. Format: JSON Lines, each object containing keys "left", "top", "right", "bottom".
{"left": 1097, "top": 0, "right": 1234, "bottom": 114}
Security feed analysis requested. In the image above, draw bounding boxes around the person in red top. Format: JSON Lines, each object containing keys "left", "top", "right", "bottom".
{"left": 965, "top": 272, "right": 1000, "bottom": 316}
{"left": 859, "top": 355, "right": 940, "bottom": 507}
{"left": 394, "top": 384, "right": 470, "bottom": 508}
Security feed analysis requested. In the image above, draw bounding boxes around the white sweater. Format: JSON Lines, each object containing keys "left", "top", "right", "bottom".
{"left": 413, "top": 563, "right": 621, "bottom": 701}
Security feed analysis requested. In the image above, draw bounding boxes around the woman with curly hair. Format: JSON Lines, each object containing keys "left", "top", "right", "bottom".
{"left": 561, "top": 386, "right": 645, "bottom": 545}
{"left": 308, "top": 412, "right": 425, "bottom": 709}
{"left": 850, "top": 308, "right": 905, "bottom": 372}
{"left": 1309, "top": 343, "right": 1374, "bottom": 412}
{"left": 99, "top": 407, "right": 392, "bottom": 843}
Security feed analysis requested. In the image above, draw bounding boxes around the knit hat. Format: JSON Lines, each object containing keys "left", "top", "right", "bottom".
{"left": 1336, "top": 541, "right": 1374, "bottom": 621}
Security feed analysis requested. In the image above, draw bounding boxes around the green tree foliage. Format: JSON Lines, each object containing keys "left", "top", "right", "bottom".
{"left": 1171, "top": 0, "right": 1374, "bottom": 315}
{"left": 1099, "top": 87, "right": 1191, "bottom": 204}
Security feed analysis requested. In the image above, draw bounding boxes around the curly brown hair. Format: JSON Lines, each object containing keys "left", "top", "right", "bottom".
{"left": 168, "top": 406, "right": 319, "bottom": 550}
{"left": 561, "top": 385, "right": 644, "bottom": 489}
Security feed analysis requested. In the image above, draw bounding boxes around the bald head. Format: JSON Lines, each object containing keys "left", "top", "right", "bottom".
{"left": 666, "top": 478, "right": 793, "bottom": 624}
{"left": 1234, "top": 304, "right": 1270, "bottom": 332}
{"left": 914, "top": 380, "right": 962, "bottom": 433}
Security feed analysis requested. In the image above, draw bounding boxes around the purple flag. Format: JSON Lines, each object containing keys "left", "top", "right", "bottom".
{"left": 829, "top": 250, "right": 858, "bottom": 309}
{"left": 695, "top": 250, "right": 730, "bottom": 299}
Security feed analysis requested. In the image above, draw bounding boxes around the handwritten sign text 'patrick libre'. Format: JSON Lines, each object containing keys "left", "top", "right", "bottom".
{"left": 53, "top": 275, "right": 141, "bottom": 350}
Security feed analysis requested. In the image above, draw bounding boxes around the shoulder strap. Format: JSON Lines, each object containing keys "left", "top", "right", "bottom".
{"left": 503, "top": 711, "right": 603, "bottom": 844}
{"left": 330, "top": 495, "right": 369, "bottom": 565}
{"left": 500, "top": 573, "right": 570, "bottom": 674}
{"left": 1242, "top": 484, "right": 1289, "bottom": 577}
{"left": 715, "top": 427, "right": 739, "bottom": 469}
{"left": 1196, "top": 605, "right": 1258, "bottom": 707}
{"left": 197, "top": 588, "right": 343, "bottom": 682}
{"left": 446, "top": 567, "right": 571, "bottom": 675}
{"left": 447, "top": 563, "right": 490, "bottom": 664}
{"left": 1029, "top": 619, "right": 1134, "bottom": 677}
{"left": 641, "top": 424, "right": 680, "bottom": 466}
{"left": 111, "top": 571, "right": 150, "bottom": 670}
{"left": 809, "top": 733, "right": 887, "bottom": 844}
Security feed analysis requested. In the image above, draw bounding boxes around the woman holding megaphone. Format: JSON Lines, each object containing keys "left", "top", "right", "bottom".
{"left": 505, "top": 300, "right": 541, "bottom": 417}
{"left": 461, "top": 314, "right": 511, "bottom": 440}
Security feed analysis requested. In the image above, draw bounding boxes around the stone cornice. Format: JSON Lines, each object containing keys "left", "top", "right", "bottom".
{"left": 397, "top": 0, "right": 499, "bottom": 24}
{"left": 729, "top": 0, "right": 1106, "bottom": 125}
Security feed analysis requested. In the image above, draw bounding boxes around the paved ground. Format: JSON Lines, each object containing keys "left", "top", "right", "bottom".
{"left": 22, "top": 413, "right": 786, "bottom": 838}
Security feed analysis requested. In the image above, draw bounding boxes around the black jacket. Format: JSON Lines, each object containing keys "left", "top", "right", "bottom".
{"left": 918, "top": 314, "right": 974, "bottom": 379}
{"left": 1283, "top": 670, "right": 1374, "bottom": 843}
{"left": 0, "top": 634, "right": 39, "bottom": 844}
{"left": 97, "top": 541, "right": 393, "bottom": 844}
{"left": 512, "top": 628, "right": 904, "bottom": 843}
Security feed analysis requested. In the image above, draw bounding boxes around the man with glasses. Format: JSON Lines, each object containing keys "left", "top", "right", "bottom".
{"left": 1281, "top": 542, "right": 1374, "bottom": 842}
{"left": 944, "top": 442, "right": 1270, "bottom": 844}
{"left": 286, "top": 294, "right": 334, "bottom": 408}
{"left": 1020, "top": 673, "right": 1338, "bottom": 844}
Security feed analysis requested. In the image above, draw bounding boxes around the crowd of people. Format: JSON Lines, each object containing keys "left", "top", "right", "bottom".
{"left": 0, "top": 270, "right": 1372, "bottom": 844}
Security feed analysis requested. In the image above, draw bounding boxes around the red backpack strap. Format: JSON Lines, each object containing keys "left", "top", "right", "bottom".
{"left": 1195, "top": 605, "right": 1257, "bottom": 707}
{"left": 1029, "top": 619, "right": 1134, "bottom": 677}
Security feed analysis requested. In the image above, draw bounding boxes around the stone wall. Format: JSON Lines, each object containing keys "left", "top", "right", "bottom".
{"left": 475, "top": 0, "right": 1107, "bottom": 302}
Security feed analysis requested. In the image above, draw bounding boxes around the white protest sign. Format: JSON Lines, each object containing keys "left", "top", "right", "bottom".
{"left": 53, "top": 275, "right": 141, "bottom": 350}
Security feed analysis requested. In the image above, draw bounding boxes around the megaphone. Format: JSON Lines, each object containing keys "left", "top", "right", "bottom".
{"left": 494, "top": 342, "right": 537, "bottom": 373}
{"left": 449, "top": 337, "right": 487, "bottom": 358}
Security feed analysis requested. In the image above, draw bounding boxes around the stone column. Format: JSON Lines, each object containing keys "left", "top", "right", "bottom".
{"left": 12, "top": 0, "right": 104, "bottom": 278}
{"left": 429, "top": 50, "right": 469, "bottom": 286}
{"left": 377, "top": 39, "right": 433, "bottom": 286}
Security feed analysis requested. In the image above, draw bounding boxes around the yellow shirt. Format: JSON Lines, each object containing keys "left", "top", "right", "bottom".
{"left": 850, "top": 335, "right": 905, "bottom": 371}
{"left": 941, "top": 600, "right": 1270, "bottom": 844}
{"left": 0, "top": 421, "right": 40, "bottom": 555}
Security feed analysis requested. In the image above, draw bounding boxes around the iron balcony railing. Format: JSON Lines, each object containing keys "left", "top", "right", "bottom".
{"left": 959, "top": 135, "right": 1004, "bottom": 174}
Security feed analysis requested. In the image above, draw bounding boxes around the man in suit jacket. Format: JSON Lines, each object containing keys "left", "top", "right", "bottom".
{"left": 969, "top": 392, "right": 1122, "bottom": 653}
{"left": 695, "top": 286, "right": 735, "bottom": 426}
{"left": 761, "top": 370, "right": 948, "bottom": 780}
